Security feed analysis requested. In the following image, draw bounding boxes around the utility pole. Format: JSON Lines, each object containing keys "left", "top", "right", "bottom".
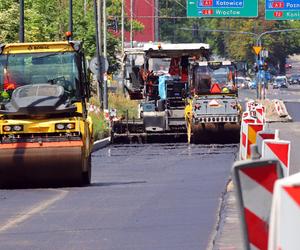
{"left": 154, "top": 0, "right": 159, "bottom": 42}
{"left": 93, "top": 0, "right": 103, "bottom": 107}
{"left": 121, "top": 0, "right": 125, "bottom": 94}
{"left": 103, "top": 0, "right": 108, "bottom": 110}
{"left": 19, "top": 0, "right": 25, "bottom": 42}
{"left": 130, "top": 0, "right": 133, "bottom": 48}
{"left": 69, "top": 0, "right": 73, "bottom": 39}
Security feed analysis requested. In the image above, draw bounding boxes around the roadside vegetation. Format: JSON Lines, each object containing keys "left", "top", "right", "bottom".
{"left": 89, "top": 92, "right": 138, "bottom": 140}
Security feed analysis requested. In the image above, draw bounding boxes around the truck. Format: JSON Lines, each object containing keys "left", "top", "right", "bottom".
{"left": 112, "top": 43, "right": 210, "bottom": 143}
{"left": 0, "top": 41, "right": 93, "bottom": 187}
{"left": 185, "top": 60, "right": 242, "bottom": 144}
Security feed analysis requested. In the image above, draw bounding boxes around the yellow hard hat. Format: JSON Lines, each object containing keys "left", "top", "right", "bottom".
{"left": 222, "top": 87, "right": 229, "bottom": 93}
{"left": 1, "top": 91, "right": 9, "bottom": 99}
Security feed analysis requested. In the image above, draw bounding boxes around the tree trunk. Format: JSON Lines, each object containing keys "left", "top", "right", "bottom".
{"left": 279, "top": 57, "right": 286, "bottom": 75}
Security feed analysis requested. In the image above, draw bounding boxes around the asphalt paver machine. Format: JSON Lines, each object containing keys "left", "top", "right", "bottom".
{"left": 112, "top": 43, "right": 210, "bottom": 143}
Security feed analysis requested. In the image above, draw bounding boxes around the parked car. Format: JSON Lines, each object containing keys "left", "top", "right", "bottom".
{"left": 236, "top": 76, "right": 248, "bottom": 89}
{"left": 245, "top": 77, "right": 256, "bottom": 89}
{"left": 248, "top": 80, "right": 257, "bottom": 89}
{"left": 288, "top": 74, "right": 300, "bottom": 85}
{"left": 273, "top": 76, "right": 288, "bottom": 89}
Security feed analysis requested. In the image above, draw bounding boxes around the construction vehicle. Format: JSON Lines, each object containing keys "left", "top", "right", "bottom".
{"left": 0, "top": 41, "right": 93, "bottom": 187}
{"left": 112, "top": 43, "right": 210, "bottom": 143}
{"left": 185, "top": 60, "right": 242, "bottom": 144}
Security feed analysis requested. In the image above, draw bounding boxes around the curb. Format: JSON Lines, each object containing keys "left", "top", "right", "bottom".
{"left": 92, "top": 137, "right": 111, "bottom": 152}
{"left": 211, "top": 179, "right": 244, "bottom": 250}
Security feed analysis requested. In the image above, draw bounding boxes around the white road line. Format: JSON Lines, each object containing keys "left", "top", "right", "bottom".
{"left": 0, "top": 189, "right": 68, "bottom": 233}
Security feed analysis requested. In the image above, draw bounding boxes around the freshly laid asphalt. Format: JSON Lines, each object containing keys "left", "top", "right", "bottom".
{"left": 0, "top": 86, "right": 299, "bottom": 250}
{"left": 0, "top": 143, "right": 237, "bottom": 250}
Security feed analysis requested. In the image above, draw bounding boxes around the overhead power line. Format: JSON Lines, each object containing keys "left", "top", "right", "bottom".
{"left": 109, "top": 15, "right": 203, "bottom": 19}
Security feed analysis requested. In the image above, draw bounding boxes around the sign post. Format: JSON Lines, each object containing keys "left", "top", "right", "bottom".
{"left": 266, "top": 0, "right": 300, "bottom": 20}
{"left": 187, "top": 0, "right": 258, "bottom": 18}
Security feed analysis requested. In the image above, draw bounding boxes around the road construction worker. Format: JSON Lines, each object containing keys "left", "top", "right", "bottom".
{"left": 169, "top": 57, "right": 180, "bottom": 76}
{"left": 222, "top": 87, "right": 230, "bottom": 93}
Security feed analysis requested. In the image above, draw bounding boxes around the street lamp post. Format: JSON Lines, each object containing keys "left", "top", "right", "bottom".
{"left": 93, "top": 0, "right": 103, "bottom": 107}
{"left": 121, "top": 0, "right": 125, "bottom": 95}
{"left": 69, "top": 0, "right": 73, "bottom": 39}
{"left": 19, "top": 0, "right": 25, "bottom": 42}
{"left": 103, "top": 0, "right": 108, "bottom": 110}
{"left": 130, "top": 0, "right": 134, "bottom": 48}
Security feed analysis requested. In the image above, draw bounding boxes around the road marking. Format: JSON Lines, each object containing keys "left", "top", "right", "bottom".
{"left": 0, "top": 189, "right": 68, "bottom": 233}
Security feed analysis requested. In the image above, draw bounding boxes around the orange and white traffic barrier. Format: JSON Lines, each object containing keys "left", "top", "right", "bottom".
{"left": 254, "top": 105, "right": 265, "bottom": 124}
{"left": 246, "top": 123, "right": 264, "bottom": 159}
{"left": 240, "top": 115, "right": 256, "bottom": 160}
{"left": 232, "top": 158, "right": 283, "bottom": 250}
{"left": 262, "top": 137, "right": 291, "bottom": 177}
{"left": 246, "top": 100, "right": 256, "bottom": 111}
{"left": 269, "top": 172, "right": 300, "bottom": 250}
{"left": 245, "top": 100, "right": 266, "bottom": 123}
{"left": 256, "top": 129, "right": 277, "bottom": 156}
{"left": 240, "top": 102, "right": 266, "bottom": 160}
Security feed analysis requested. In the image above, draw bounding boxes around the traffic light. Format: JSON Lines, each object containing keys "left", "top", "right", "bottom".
{"left": 263, "top": 62, "right": 268, "bottom": 71}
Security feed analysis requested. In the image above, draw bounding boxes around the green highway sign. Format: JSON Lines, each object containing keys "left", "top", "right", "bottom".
{"left": 266, "top": 0, "right": 300, "bottom": 20}
{"left": 187, "top": 0, "right": 258, "bottom": 18}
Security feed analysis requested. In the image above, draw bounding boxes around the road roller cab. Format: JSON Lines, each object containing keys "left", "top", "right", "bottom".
{"left": 0, "top": 41, "right": 93, "bottom": 187}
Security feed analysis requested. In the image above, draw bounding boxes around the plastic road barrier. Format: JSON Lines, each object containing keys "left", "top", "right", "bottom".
{"left": 269, "top": 173, "right": 300, "bottom": 250}
{"left": 246, "top": 100, "right": 255, "bottom": 111}
{"left": 254, "top": 106, "right": 265, "bottom": 124}
{"left": 232, "top": 159, "right": 283, "bottom": 250}
{"left": 262, "top": 139, "right": 291, "bottom": 177}
{"left": 274, "top": 100, "right": 288, "bottom": 118}
{"left": 246, "top": 123, "right": 264, "bottom": 159}
{"left": 240, "top": 116, "right": 256, "bottom": 160}
{"left": 256, "top": 130, "right": 276, "bottom": 156}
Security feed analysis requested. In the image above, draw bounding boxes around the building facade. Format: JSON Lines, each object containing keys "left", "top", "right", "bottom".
{"left": 125, "top": 0, "right": 156, "bottom": 43}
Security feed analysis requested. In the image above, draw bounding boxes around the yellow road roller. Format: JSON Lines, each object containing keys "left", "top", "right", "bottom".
{"left": 0, "top": 41, "right": 93, "bottom": 187}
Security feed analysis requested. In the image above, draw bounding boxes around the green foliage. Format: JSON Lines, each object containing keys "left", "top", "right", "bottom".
{"left": 0, "top": 0, "right": 144, "bottom": 75}
{"left": 89, "top": 93, "right": 138, "bottom": 140}
{"left": 0, "top": 0, "right": 19, "bottom": 42}
{"left": 158, "top": 0, "right": 300, "bottom": 72}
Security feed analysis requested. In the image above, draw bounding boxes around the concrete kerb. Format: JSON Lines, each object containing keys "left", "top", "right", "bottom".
{"left": 92, "top": 137, "right": 111, "bottom": 152}
{"left": 211, "top": 180, "right": 243, "bottom": 250}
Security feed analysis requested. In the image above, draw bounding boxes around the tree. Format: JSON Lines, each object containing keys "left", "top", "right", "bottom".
{"left": 0, "top": 0, "right": 144, "bottom": 74}
{"left": 0, "top": 0, "right": 20, "bottom": 42}
{"left": 158, "top": 0, "right": 300, "bottom": 73}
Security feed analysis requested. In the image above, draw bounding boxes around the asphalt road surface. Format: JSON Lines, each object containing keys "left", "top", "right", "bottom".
{"left": 0, "top": 143, "right": 238, "bottom": 250}
{"left": 239, "top": 84, "right": 300, "bottom": 102}
{"left": 0, "top": 86, "right": 298, "bottom": 250}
